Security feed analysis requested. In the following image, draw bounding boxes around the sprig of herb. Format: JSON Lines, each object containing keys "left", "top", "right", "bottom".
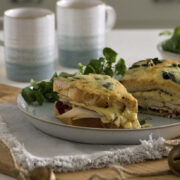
{"left": 160, "top": 26, "right": 180, "bottom": 54}
{"left": 78, "top": 47, "right": 127, "bottom": 78}
{"left": 21, "top": 73, "right": 60, "bottom": 105}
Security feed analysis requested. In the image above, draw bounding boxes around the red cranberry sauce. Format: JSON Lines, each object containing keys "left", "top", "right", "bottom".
{"left": 56, "top": 101, "right": 72, "bottom": 114}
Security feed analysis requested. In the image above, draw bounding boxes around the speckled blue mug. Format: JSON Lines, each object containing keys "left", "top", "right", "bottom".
{"left": 0, "top": 8, "right": 55, "bottom": 82}
{"left": 56, "top": 0, "right": 116, "bottom": 68}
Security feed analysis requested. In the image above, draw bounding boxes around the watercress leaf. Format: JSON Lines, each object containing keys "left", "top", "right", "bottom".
{"left": 30, "top": 79, "right": 39, "bottom": 90}
{"left": 51, "top": 92, "right": 59, "bottom": 102}
{"left": 21, "top": 87, "right": 35, "bottom": 104}
{"left": 115, "top": 58, "right": 127, "bottom": 76}
{"left": 46, "top": 82, "right": 53, "bottom": 92}
{"left": 174, "top": 26, "right": 180, "bottom": 35}
{"left": 34, "top": 90, "right": 44, "bottom": 105}
{"left": 159, "top": 31, "right": 171, "bottom": 36}
{"left": 50, "top": 72, "right": 58, "bottom": 82}
{"left": 37, "top": 81, "right": 46, "bottom": 93}
{"left": 84, "top": 59, "right": 103, "bottom": 74}
{"left": 162, "top": 35, "right": 180, "bottom": 54}
{"left": 104, "top": 67, "right": 114, "bottom": 77}
{"left": 44, "top": 92, "right": 59, "bottom": 102}
{"left": 99, "top": 57, "right": 105, "bottom": 63}
{"left": 78, "top": 63, "right": 85, "bottom": 74}
{"left": 38, "top": 81, "right": 52, "bottom": 94}
{"left": 22, "top": 72, "right": 60, "bottom": 105}
{"left": 103, "top": 47, "right": 117, "bottom": 64}
{"left": 84, "top": 64, "right": 96, "bottom": 74}
{"left": 161, "top": 26, "right": 180, "bottom": 54}
{"left": 78, "top": 48, "right": 127, "bottom": 78}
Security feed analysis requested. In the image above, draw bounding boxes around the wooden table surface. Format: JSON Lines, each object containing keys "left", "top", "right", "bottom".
{"left": 0, "top": 84, "right": 179, "bottom": 180}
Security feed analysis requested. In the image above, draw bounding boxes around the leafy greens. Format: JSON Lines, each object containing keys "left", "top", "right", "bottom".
{"left": 21, "top": 73, "right": 59, "bottom": 105}
{"left": 21, "top": 47, "right": 127, "bottom": 105}
{"left": 78, "top": 47, "right": 127, "bottom": 77}
{"left": 160, "top": 26, "right": 180, "bottom": 54}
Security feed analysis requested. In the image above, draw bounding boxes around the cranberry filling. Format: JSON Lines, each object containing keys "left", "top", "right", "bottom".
{"left": 56, "top": 101, "right": 72, "bottom": 114}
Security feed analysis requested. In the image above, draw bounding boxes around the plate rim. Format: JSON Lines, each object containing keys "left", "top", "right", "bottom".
{"left": 17, "top": 93, "right": 180, "bottom": 132}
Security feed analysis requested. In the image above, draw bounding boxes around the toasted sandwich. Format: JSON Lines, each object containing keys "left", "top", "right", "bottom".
{"left": 121, "top": 58, "right": 180, "bottom": 119}
{"left": 53, "top": 74, "right": 140, "bottom": 129}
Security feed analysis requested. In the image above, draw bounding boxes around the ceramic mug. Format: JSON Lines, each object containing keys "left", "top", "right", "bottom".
{"left": 0, "top": 8, "right": 55, "bottom": 82}
{"left": 56, "top": 0, "right": 116, "bottom": 68}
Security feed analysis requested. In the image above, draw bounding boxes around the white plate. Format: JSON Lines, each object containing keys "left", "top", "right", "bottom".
{"left": 17, "top": 94, "right": 180, "bottom": 145}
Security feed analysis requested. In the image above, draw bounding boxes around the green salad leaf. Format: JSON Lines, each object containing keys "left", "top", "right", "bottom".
{"left": 103, "top": 47, "right": 117, "bottom": 64}
{"left": 115, "top": 58, "right": 127, "bottom": 76}
{"left": 79, "top": 47, "right": 127, "bottom": 78}
{"left": 21, "top": 73, "right": 61, "bottom": 105}
{"left": 160, "top": 26, "right": 180, "bottom": 54}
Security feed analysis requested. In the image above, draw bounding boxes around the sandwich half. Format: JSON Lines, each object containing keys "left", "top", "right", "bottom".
{"left": 121, "top": 58, "right": 180, "bottom": 119}
{"left": 53, "top": 73, "right": 141, "bottom": 129}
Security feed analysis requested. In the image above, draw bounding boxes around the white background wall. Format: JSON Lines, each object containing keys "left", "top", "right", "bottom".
{"left": 1, "top": 0, "right": 180, "bottom": 29}
{"left": 103, "top": 0, "right": 180, "bottom": 28}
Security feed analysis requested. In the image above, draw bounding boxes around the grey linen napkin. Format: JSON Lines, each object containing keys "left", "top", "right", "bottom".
{"left": 0, "top": 103, "right": 169, "bottom": 172}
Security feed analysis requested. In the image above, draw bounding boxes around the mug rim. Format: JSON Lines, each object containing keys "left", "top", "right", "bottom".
{"left": 56, "top": 0, "right": 104, "bottom": 9}
{"left": 4, "top": 7, "right": 54, "bottom": 19}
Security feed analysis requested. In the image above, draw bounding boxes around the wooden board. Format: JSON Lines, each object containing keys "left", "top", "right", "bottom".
{"left": 0, "top": 84, "right": 178, "bottom": 180}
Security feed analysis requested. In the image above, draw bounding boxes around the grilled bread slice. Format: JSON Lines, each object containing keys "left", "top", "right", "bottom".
{"left": 53, "top": 74, "right": 140, "bottom": 129}
{"left": 121, "top": 58, "right": 180, "bottom": 119}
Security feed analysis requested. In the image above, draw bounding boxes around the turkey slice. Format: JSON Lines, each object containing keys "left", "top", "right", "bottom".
{"left": 56, "top": 107, "right": 102, "bottom": 121}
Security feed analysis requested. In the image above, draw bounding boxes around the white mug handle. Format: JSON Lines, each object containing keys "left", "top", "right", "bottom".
{"left": 105, "top": 5, "right": 116, "bottom": 32}
{"left": 0, "top": 16, "right": 4, "bottom": 46}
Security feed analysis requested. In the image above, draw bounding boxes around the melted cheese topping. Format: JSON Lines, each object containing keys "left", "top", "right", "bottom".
{"left": 122, "top": 59, "right": 180, "bottom": 95}
{"left": 70, "top": 101, "right": 140, "bottom": 129}
{"left": 68, "top": 74, "right": 131, "bottom": 98}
